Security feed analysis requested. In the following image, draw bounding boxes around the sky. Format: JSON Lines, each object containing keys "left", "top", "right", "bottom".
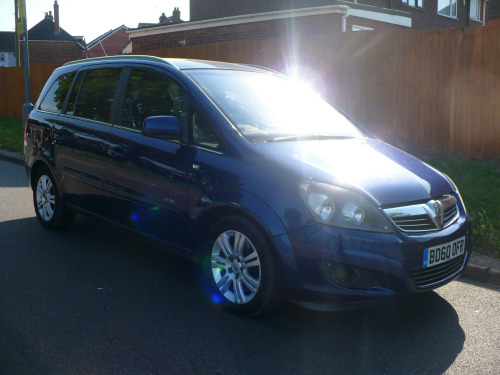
{"left": 0, "top": 0, "right": 190, "bottom": 43}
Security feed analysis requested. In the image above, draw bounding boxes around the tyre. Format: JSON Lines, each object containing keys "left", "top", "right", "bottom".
{"left": 33, "top": 167, "right": 75, "bottom": 230}
{"left": 202, "top": 215, "right": 283, "bottom": 316}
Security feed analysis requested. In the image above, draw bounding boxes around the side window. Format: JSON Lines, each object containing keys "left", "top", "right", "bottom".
{"left": 192, "top": 111, "right": 221, "bottom": 151}
{"left": 121, "top": 69, "right": 185, "bottom": 130}
{"left": 73, "top": 68, "right": 122, "bottom": 123}
{"left": 39, "top": 72, "right": 75, "bottom": 114}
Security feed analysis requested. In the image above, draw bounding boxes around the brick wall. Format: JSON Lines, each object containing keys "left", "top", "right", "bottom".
{"left": 190, "top": 0, "right": 341, "bottom": 21}
{"left": 132, "top": 13, "right": 345, "bottom": 52}
{"left": 191, "top": 0, "right": 482, "bottom": 29}
{"left": 20, "top": 41, "right": 85, "bottom": 64}
{"left": 88, "top": 27, "right": 130, "bottom": 58}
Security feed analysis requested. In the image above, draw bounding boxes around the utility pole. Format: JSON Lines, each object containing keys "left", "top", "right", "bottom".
{"left": 17, "top": 0, "right": 33, "bottom": 125}
{"left": 14, "top": 0, "right": 19, "bottom": 66}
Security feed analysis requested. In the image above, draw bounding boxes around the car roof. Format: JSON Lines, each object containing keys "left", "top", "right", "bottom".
{"left": 63, "top": 55, "right": 278, "bottom": 74}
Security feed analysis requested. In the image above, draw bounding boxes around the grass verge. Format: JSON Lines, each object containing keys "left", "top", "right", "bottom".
{"left": 0, "top": 117, "right": 24, "bottom": 154}
{"left": 404, "top": 145, "right": 500, "bottom": 258}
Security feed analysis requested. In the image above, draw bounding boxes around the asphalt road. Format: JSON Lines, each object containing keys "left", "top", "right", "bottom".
{"left": 1, "top": 159, "right": 499, "bottom": 375}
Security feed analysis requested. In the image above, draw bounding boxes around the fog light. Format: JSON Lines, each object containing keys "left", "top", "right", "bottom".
{"left": 319, "top": 261, "right": 360, "bottom": 286}
{"left": 318, "top": 260, "right": 377, "bottom": 289}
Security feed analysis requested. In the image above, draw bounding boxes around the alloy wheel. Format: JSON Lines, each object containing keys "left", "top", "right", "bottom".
{"left": 36, "top": 175, "right": 56, "bottom": 222}
{"left": 211, "top": 230, "right": 262, "bottom": 304}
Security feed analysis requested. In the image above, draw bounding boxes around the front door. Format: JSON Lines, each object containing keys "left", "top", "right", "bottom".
{"left": 102, "top": 67, "right": 190, "bottom": 247}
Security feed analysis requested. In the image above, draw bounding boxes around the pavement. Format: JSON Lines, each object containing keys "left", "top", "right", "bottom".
{"left": 1, "top": 148, "right": 499, "bottom": 289}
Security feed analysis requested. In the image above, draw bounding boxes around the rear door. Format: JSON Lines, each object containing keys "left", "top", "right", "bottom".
{"left": 103, "top": 66, "right": 191, "bottom": 247}
{"left": 54, "top": 66, "right": 124, "bottom": 214}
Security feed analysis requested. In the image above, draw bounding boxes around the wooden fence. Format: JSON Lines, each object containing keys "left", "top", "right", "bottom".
{"left": 1, "top": 25, "right": 499, "bottom": 156}
{"left": 0, "top": 62, "right": 62, "bottom": 119}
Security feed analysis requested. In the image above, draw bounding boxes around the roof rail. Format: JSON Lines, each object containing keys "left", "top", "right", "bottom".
{"left": 244, "top": 64, "right": 283, "bottom": 75}
{"left": 64, "top": 55, "right": 173, "bottom": 67}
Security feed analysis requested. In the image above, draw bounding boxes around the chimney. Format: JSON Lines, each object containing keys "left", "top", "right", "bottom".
{"left": 54, "top": 0, "right": 60, "bottom": 33}
{"left": 172, "top": 7, "right": 181, "bottom": 23}
{"left": 159, "top": 12, "right": 167, "bottom": 24}
{"left": 45, "top": 11, "right": 54, "bottom": 21}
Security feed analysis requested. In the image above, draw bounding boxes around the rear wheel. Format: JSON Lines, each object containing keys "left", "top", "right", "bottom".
{"left": 33, "top": 167, "right": 75, "bottom": 230}
{"left": 202, "top": 216, "right": 283, "bottom": 316}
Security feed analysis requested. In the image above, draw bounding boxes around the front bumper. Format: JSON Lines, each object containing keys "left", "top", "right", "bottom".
{"left": 273, "top": 214, "right": 472, "bottom": 305}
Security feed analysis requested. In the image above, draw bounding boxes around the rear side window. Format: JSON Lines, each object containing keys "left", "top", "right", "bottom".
{"left": 73, "top": 68, "right": 122, "bottom": 123}
{"left": 38, "top": 72, "right": 75, "bottom": 114}
{"left": 121, "top": 69, "right": 185, "bottom": 130}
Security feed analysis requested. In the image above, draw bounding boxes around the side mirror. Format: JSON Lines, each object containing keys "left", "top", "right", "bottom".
{"left": 142, "top": 116, "right": 182, "bottom": 139}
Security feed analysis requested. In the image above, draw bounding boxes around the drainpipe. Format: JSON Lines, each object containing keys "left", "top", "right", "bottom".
{"left": 466, "top": 0, "right": 470, "bottom": 26}
{"left": 342, "top": 6, "right": 350, "bottom": 32}
{"left": 483, "top": 0, "right": 490, "bottom": 25}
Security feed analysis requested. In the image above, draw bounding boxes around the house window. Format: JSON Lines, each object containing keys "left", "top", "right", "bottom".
{"left": 470, "top": 0, "right": 480, "bottom": 19}
{"left": 402, "top": 0, "right": 424, "bottom": 8}
{"left": 438, "top": 0, "right": 458, "bottom": 17}
{"left": 0, "top": 54, "right": 5, "bottom": 62}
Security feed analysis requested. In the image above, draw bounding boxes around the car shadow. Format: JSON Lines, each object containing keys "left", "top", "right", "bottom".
{"left": 0, "top": 215, "right": 465, "bottom": 375}
{"left": 0, "top": 160, "right": 29, "bottom": 188}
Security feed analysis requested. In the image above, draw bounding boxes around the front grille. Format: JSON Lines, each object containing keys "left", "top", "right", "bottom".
{"left": 384, "top": 195, "right": 460, "bottom": 233}
{"left": 392, "top": 214, "right": 435, "bottom": 231}
{"left": 444, "top": 205, "right": 458, "bottom": 222}
{"left": 412, "top": 253, "right": 466, "bottom": 288}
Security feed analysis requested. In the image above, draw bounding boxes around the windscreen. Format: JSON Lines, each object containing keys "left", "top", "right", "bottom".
{"left": 186, "top": 69, "right": 365, "bottom": 142}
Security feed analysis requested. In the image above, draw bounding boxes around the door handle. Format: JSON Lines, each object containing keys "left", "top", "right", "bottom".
{"left": 107, "top": 148, "right": 125, "bottom": 160}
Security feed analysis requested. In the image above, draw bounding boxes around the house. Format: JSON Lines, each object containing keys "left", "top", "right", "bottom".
{"left": 129, "top": 0, "right": 492, "bottom": 53}
{"left": 19, "top": 0, "right": 86, "bottom": 64}
{"left": 86, "top": 25, "right": 130, "bottom": 58}
{"left": 487, "top": 0, "right": 500, "bottom": 25}
{"left": 0, "top": 32, "right": 16, "bottom": 68}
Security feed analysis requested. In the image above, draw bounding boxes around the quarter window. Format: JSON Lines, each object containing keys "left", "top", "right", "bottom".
{"left": 73, "top": 68, "right": 122, "bottom": 123}
{"left": 39, "top": 73, "right": 75, "bottom": 113}
{"left": 191, "top": 111, "right": 221, "bottom": 150}
{"left": 121, "top": 69, "right": 185, "bottom": 130}
{"left": 438, "top": 0, "right": 458, "bottom": 17}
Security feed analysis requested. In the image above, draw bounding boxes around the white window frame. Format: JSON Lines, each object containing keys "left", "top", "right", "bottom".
{"left": 438, "top": 0, "right": 458, "bottom": 18}
{"left": 401, "top": 0, "right": 424, "bottom": 8}
{"left": 352, "top": 25, "right": 375, "bottom": 31}
{"left": 470, "top": 0, "right": 481, "bottom": 20}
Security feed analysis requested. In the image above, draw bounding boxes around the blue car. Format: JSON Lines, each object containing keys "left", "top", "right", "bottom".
{"left": 24, "top": 56, "right": 471, "bottom": 315}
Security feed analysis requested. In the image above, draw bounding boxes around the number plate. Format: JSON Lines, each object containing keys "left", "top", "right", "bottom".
{"left": 423, "top": 236, "right": 465, "bottom": 269}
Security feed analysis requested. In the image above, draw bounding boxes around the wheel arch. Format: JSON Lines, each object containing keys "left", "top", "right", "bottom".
{"left": 194, "top": 189, "right": 287, "bottom": 248}
{"left": 30, "top": 160, "right": 52, "bottom": 189}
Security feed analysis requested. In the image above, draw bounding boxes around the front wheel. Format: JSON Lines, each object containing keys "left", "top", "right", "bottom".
{"left": 33, "top": 167, "right": 75, "bottom": 230}
{"left": 202, "top": 216, "right": 283, "bottom": 316}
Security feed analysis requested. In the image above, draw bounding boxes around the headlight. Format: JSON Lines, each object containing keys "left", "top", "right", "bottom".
{"left": 298, "top": 181, "right": 393, "bottom": 233}
{"left": 443, "top": 173, "right": 467, "bottom": 214}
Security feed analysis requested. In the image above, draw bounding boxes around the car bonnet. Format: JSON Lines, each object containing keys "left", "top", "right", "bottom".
{"left": 253, "top": 137, "right": 454, "bottom": 206}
